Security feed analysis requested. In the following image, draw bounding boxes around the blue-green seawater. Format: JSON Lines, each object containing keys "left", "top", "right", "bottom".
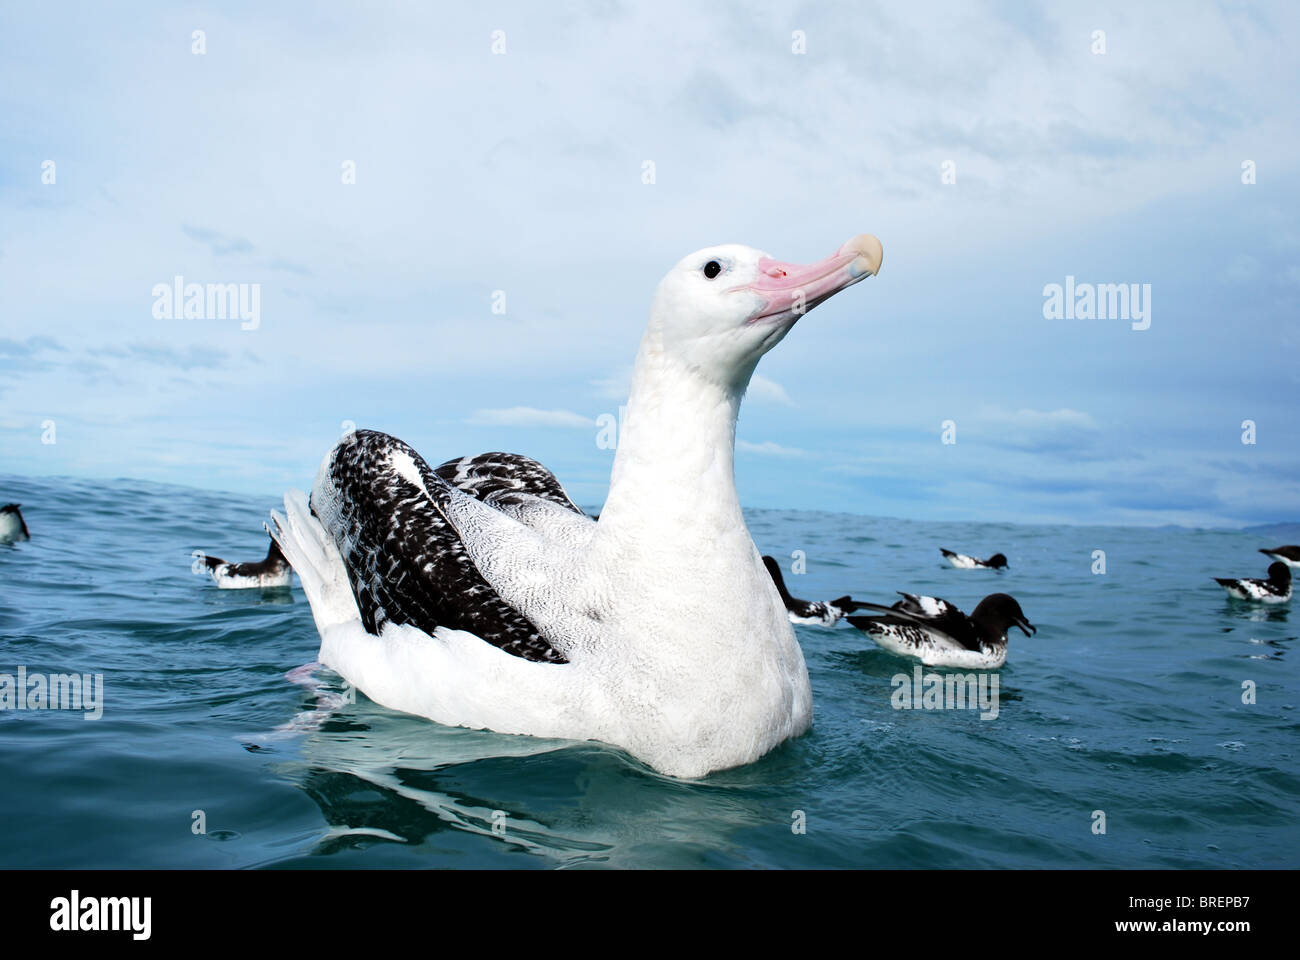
{"left": 0, "top": 472, "right": 1297, "bottom": 869}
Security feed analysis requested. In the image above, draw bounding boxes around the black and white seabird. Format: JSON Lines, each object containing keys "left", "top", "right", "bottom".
{"left": 940, "top": 548, "right": 1007, "bottom": 570}
{"left": 761, "top": 555, "right": 862, "bottom": 626}
{"left": 1259, "top": 545, "right": 1300, "bottom": 569}
{"left": 204, "top": 537, "right": 293, "bottom": 589}
{"left": 0, "top": 504, "right": 30, "bottom": 544}
{"left": 1215, "top": 561, "right": 1292, "bottom": 604}
{"left": 847, "top": 592, "right": 1036, "bottom": 668}
{"left": 266, "top": 233, "right": 884, "bottom": 779}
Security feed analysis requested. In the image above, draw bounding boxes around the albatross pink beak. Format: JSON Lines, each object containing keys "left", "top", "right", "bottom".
{"left": 745, "top": 234, "right": 883, "bottom": 321}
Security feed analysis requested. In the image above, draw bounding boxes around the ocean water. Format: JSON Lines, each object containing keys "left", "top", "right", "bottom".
{"left": 1, "top": 471, "right": 1297, "bottom": 869}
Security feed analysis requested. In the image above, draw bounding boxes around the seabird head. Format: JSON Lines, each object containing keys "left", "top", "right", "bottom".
{"left": 972, "top": 593, "right": 1035, "bottom": 639}
{"left": 986, "top": 553, "right": 1008, "bottom": 568}
{"left": 1267, "top": 561, "right": 1291, "bottom": 587}
{"left": 649, "top": 234, "right": 882, "bottom": 389}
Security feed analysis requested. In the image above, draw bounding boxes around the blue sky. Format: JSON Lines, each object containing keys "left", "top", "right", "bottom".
{"left": 1, "top": 0, "right": 1298, "bottom": 527}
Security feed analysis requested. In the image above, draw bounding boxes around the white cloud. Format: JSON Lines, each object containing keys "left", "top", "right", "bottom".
{"left": 970, "top": 406, "right": 1102, "bottom": 457}
{"left": 465, "top": 407, "right": 595, "bottom": 429}
{"left": 985, "top": 407, "right": 1099, "bottom": 431}
{"left": 749, "top": 375, "right": 794, "bottom": 406}
{"left": 737, "top": 439, "right": 807, "bottom": 458}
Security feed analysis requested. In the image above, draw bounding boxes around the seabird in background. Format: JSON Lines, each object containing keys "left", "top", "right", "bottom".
{"left": 204, "top": 537, "right": 293, "bottom": 589}
{"left": 847, "top": 592, "right": 1036, "bottom": 668}
{"left": 761, "top": 555, "right": 862, "bottom": 626}
{"left": 0, "top": 504, "right": 30, "bottom": 544}
{"left": 1215, "top": 562, "right": 1292, "bottom": 604}
{"left": 268, "top": 233, "right": 883, "bottom": 779}
{"left": 941, "top": 548, "right": 1008, "bottom": 570}
{"left": 1259, "top": 545, "right": 1300, "bottom": 569}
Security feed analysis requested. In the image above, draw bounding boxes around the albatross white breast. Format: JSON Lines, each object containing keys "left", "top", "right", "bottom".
{"left": 269, "top": 234, "right": 883, "bottom": 778}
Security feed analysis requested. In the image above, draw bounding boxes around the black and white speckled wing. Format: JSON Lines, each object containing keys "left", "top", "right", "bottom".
{"left": 435, "top": 452, "right": 597, "bottom": 549}
{"left": 848, "top": 617, "right": 968, "bottom": 655}
{"left": 848, "top": 594, "right": 981, "bottom": 651}
{"left": 310, "top": 430, "right": 571, "bottom": 663}
{"left": 893, "top": 592, "right": 963, "bottom": 623}
{"left": 1215, "top": 577, "right": 1287, "bottom": 601}
{"left": 434, "top": 452, "right": 586, "bottom": 515}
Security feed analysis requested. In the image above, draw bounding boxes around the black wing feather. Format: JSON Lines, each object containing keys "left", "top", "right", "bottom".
{"left": 313, "top": 430, "right": 571, "bottom": 663}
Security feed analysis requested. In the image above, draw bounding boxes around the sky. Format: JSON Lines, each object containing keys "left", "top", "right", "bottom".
{"left": 1, "top": 0, "right": 1298, "bottom": 527}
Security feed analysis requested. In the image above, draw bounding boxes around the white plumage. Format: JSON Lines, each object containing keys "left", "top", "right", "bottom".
{"left": 207, "top": 566, "right": 292, "bottom": 590}
{"left": 869, "top": 626, "right": 1009, "bottom": 669}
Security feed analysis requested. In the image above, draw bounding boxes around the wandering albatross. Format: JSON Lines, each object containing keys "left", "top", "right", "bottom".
{"left": 269, "top": 234, "right": 883, "bottom": 778}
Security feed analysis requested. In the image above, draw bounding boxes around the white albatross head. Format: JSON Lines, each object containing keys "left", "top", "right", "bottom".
{"left": 647, "top": 234, "right": 883, "bottom": 390}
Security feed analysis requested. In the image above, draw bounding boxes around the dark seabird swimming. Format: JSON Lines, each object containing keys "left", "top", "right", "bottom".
{"left": 1259, "top": 545, "right": 1300, "bottom": 569}
{"left": 847, "top": 592, "right": 1036, "bottom": 668}
{"left": 203, "top": 537, "right": 293, "bottom": 589}
{"left": 940, "top": 548, "right": 1007, "bottom": 569}
{"left": 761, "top": 555, "right": 863, "bottom": 626}
{"left": 1215, "top": 561, "right": 1292, "bottom": 604}
{"left": 0, "top": 504, "right": 30, "bottom": 544}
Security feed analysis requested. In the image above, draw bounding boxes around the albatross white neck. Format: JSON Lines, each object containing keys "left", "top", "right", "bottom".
{"left": 596, "top": 336, "right": 753, "bottom": 545}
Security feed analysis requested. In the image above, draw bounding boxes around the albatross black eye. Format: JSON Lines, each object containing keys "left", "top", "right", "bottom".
{"left": 703, "top": 260, "right": 722, "bottom": 279}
